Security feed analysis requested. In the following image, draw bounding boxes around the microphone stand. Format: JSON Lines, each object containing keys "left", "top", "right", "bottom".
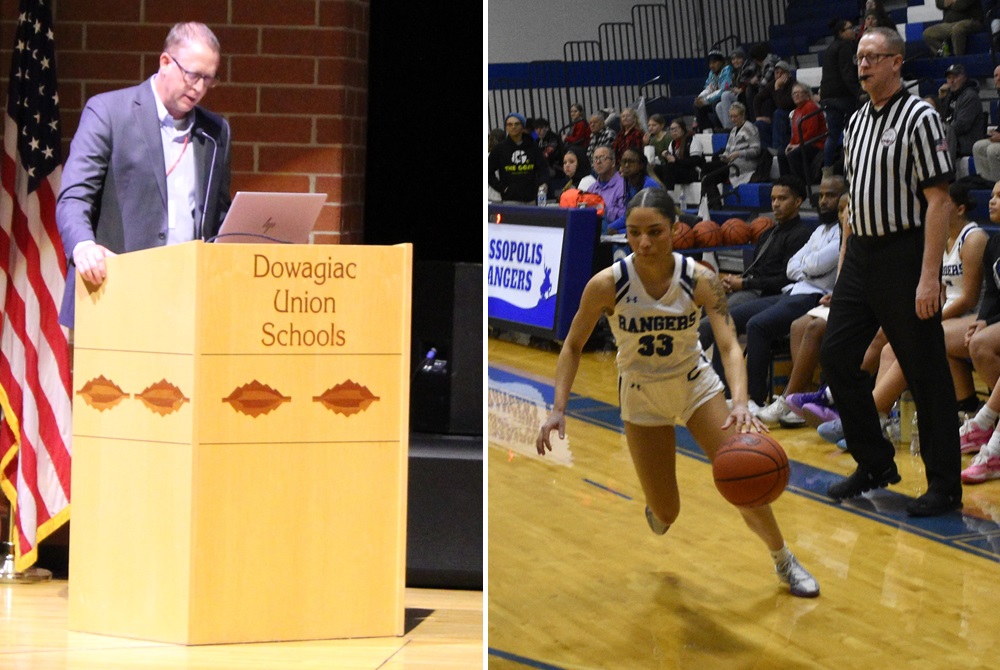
{"left": 0, "top": 502, "right": 52, "bottom": 583}
{"left": 194, "top": 127, "right": 218, "bottom": 241}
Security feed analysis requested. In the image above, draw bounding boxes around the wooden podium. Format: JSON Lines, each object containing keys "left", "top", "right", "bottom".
{"left": 67, "top": 241, "right": 412, "bottom": 645}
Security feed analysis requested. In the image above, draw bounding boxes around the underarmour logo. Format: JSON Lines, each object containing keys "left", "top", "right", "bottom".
{"left": 625, "top": 296, "right": 638, "bottom": 303}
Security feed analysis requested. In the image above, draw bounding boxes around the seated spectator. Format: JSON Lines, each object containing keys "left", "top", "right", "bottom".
{"left": 740, "top": 179, "right": 841, "bottom": 411}
{"left": 487, "top": 112, "right": 549, "bottom": 204}
{"left": 724, "top": 47, "right": 757, "bottom": 120}
{"left": 587, "top": 146, "right": 627, "bottom": 225}
{"left": 702, "top": 174, "right": 813, "bottom": 316}
{"left": 555, "top": 145, "right": 594, "bottom": 198}
{"left": 694, "top": 49, "right": 734, "bottom": 132}
{"left": 606, "top": 148, "right": 664, "bottom": 234}
{"left": 563, "top": 103, "right": 590, "bottom": 149}
{"left": 753, "top": 60, "right": 796, "bottom": 152}
{"left": 533, "top": 117, "right": 564, "bottom": 179}
{"left": 644, "top": 113, "right": 670, "bottom": 168}
{"left": 923, "top": 0, "right": 984, "bottom": 57}
{"left": 745, "top": 42, "right": 780, "bottom": 120}
{"left": 586, "top": 112, "right": 616, "bottom": 163}
{"left": 698, "top": 175, "right": 815, "bottom": 407}
{"left": 701, "top": 102, "right": 762, "bottom": 209}
{"left": 973, "top": 67, "right": 1000, "bottom": 181}
{"left": 612, "top": 107, "right": 645, "bottom": 163}
{"left": 755, "top": 177, "right": 848, "bottom": 425}
{"left": 779, "top": 82, "right": 827, "bottom": 183}
{"left": 861, "top": 0, "right": 896, "bottom": 32}
{"left": 938, "top": 63, "right": 986, "bottom": 161}
{"left": 657, "top": 117, "right": 703, "bottom": 189}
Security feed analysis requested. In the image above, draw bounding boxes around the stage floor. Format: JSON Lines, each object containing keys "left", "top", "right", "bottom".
{"left": 0, "top": 580, "right": 483, "bottom": 669}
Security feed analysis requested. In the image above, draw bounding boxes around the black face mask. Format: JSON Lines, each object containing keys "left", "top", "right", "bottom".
{"left": 818, "top": 207, "right": 839, "bottom": 224}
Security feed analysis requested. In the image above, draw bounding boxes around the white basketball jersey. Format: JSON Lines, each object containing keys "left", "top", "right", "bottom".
{"left": 609, "top": 253, "right": 705, "bottom": 379}
{"left": 941, "top": 222, "right": 981, "bottom": 311}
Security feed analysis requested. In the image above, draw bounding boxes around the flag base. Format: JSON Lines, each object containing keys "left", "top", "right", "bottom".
{"left": 0, "top": 542, "right": 52, "bottom": 583}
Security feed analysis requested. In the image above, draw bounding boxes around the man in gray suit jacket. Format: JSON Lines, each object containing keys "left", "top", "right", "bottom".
{"left": 56, "top": 22, "right": 232, "bottom": 327}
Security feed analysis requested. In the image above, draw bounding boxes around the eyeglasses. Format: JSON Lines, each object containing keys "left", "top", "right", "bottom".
{"left": 170, "top": 54, "right": 219, "bottom": 89}
{"left": 593, "top": 155, "right": 613, "bottom": 163}
{"left": 852, "top": 52, "right": 897, "bottom": 65}
{"left": 620, "top": 158, "right": 638, "bottom": 165}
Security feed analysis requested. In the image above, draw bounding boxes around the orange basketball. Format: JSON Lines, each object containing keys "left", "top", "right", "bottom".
{"left": 749, "top": 216, "right": 775, "bottom": 244}
{"left": 692, "top": 220, "right": 723, "bottom": 248}
{"left": 722, "top": 217, "right": 751, "bottom": 245}
{"left": 712, "top": 432, "right": 790, "bottom": 507}
{"left": 672, "top": 222, "right": 694, "bottom": 249}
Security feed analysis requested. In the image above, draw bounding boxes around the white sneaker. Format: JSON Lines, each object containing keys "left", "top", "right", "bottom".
{"left": 756, "top": 396, "right": 789, "bottom": 424}
{"left": 747, "top": 399, "right": 764, "bottom": 415}
{"left": 776, "top": 554, "right": 820, "bottom": 598}
{"left": 778, "top": 408, "right": 807, "bottom": 428}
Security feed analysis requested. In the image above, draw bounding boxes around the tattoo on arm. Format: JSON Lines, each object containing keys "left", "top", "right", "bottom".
{"left": 708, "top": 274, "right": 730, "bottom": 323}
{"left": 697, "top": 271, "right": 732, "bottom": 324}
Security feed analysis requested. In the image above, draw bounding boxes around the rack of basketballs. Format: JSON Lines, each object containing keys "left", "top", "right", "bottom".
{"left": 673, "top": 216, "right": 774, "bottom": 250}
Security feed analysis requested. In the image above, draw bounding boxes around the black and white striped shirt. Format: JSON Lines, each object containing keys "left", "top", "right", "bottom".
{"left": 843, "top": 87, "right": 953, "bottom": 237}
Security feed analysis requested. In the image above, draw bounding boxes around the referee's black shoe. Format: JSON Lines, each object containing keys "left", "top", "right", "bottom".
{"left": 827, "top": 463, "right": 901, "bottom": 501}
{"left": 906, "top": 489, "right": 963, "bottom": 517}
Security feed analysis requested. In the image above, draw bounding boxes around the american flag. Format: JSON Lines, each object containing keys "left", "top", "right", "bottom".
{"left": 0, "top": 0, "right": 72, "bottom": 571}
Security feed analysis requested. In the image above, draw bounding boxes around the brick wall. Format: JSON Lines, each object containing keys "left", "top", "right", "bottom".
{"left": 0, "top": 0, "right": 369, "bottom": 243}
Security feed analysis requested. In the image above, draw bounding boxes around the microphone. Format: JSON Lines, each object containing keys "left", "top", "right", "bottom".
{"left": 194, "top": 127, "right": 218, "bottom": 241}
{"left": 410, "top": 347, "right": 438, "bottom": 382}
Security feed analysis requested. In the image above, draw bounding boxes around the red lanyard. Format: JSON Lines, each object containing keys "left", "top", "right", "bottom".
{"left": 165, "top": 132, "right": 190, "bottom": 178}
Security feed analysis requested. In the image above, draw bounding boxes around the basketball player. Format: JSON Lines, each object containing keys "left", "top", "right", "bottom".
{"left": 536, "top": 188, "right": 820, "bottom": 598}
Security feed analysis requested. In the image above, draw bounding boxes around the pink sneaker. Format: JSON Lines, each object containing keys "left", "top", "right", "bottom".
{"left": 959, "top": 420, "right": 994, "bottom": 455}
{"left": 961, "top": 451, "right": 1000, "bottom": 484}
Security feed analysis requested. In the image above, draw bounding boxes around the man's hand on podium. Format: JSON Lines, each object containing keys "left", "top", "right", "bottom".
{"left": 73, "top": 242, "right": 117, "bottom": 287}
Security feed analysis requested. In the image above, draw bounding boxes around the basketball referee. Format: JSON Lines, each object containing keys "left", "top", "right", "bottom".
{"left": 820, "top": 27, "right": 963, "bottom": 517}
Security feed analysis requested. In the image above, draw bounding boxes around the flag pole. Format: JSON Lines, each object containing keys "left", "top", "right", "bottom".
{"left": 0, "top": 494, "right": 51, "bottom": 583}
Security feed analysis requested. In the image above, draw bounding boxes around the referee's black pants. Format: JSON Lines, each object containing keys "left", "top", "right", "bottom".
{"left": 820, "top": 230, "right": 962, "bottom": 495}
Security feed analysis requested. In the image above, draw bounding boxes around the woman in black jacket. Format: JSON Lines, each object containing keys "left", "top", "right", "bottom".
{"left": 657, "top": 117, "right": 703, "bottom": 189}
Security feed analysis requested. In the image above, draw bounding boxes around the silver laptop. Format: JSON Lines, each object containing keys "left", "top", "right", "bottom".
{"left": 214, "top": 192, "right": 327, "bottom": 244}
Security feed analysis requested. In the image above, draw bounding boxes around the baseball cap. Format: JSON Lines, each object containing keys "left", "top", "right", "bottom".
{"left": 945, "top": 63, "right": 966, "bottom": 76}
{"left": 775, "top": 60, "right": 792, "bottom": 72}
{"left": 707, "top": 49, "right": 725, "bottom": 62}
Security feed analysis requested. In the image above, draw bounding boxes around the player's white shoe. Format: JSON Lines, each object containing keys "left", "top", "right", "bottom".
{"left": 776, "top": 554, "right": 820, "bottom": 598}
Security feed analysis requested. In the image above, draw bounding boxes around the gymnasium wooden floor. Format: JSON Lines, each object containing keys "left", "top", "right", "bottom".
{"left": 0, "top": 582, "right": 482, "bottom": 668}
{"left": 488, "top": 335, "right": 1000, "bottom": 670}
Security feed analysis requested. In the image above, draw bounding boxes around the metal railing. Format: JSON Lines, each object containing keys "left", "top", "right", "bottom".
{"left": 793, "top": 106, "right": 828, "bottom": 200}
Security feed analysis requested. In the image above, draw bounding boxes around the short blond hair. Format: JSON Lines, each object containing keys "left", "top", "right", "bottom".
{"left": 164, "top": 22, "right": 220, "bottom": 54}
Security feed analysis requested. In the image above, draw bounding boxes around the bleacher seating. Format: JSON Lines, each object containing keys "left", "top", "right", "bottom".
{"left": 646, "top": 0, "right": 1000, "bottom": 230}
